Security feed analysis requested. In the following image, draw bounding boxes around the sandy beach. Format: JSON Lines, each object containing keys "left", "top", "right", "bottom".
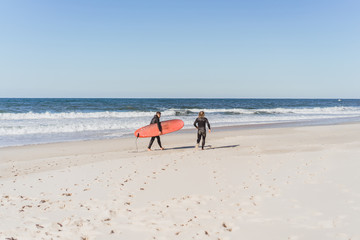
{"left": 1, "top": 122, "right": 360, "bottom": 240}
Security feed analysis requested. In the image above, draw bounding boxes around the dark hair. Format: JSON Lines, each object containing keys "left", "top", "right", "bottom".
{"left": 156, "top": 111, "right": 161, "bottom": 115}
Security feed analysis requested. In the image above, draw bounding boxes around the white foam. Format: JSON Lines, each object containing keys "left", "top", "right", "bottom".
{"left": 1, "top": 107, "right": 359, "bottom": 121}
{"left": 1, "top": 107, "right": 360, "bottom": 145}
{"left": 0, "top": 111, "right": 167, "bottom": 120}
{"left": 169, "top": 106, "right": 360, "bottom": 115}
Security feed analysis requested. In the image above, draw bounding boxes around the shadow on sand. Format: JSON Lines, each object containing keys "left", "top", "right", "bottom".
{"left": 165, "top": 144, "right": 240, "bottom": 150}
{"left": 209, "top": 144, "right": 239, "bottom": 150}
{"left": 129, "top": 145, "right": 240, "bottom": 153}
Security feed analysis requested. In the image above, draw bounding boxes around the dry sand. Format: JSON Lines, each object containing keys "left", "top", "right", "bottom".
{"left": 1, "top": 123, "right": 360, "bottom": 240}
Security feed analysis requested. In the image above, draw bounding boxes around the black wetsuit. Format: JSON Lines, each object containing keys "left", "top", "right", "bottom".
{"left": 193, "top": 117, "right": 211, "bottom": 149}
{"left": 148, "top": 115, "right": 163, "bottom": 149}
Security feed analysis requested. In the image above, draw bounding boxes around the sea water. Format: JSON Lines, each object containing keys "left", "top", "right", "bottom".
{"left": 1, "top": 98, "right": 360, "bottom": 147}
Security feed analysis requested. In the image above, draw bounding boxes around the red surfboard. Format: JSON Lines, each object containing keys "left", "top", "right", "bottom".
{"left": 134, "top": 119, "right": 184, "bottom": 138}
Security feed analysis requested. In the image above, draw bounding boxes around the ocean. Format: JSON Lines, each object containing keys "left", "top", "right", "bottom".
{"left": 1, "top": 98, "right": 360, "bottom": 148}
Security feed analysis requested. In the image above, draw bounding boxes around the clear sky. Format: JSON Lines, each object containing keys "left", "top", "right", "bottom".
{"left": 0, "top": 0, "right": 359, "bottom": 98}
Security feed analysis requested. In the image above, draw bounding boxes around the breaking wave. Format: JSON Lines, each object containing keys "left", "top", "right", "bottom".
{"left": 3, "top": 106, "right": 359, "bottom": 120}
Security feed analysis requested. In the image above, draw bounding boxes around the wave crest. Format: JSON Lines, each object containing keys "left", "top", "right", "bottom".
{"left": 1, "top": 107, "right": 360, "bottom": 120}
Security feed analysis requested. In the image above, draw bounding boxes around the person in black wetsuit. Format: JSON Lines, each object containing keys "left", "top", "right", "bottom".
{"left": 148, "top": 112, "right": 164, "bottom": 151}
{"left": 193, "top": 111, "right": 211, "bottom": 150}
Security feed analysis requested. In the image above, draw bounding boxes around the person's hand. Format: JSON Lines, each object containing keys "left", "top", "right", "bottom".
{"left": 209, "top": 129, "right": 211, "bottom": 133}
{"left": 159, "top": 131, "right": 162, "bottom": 135}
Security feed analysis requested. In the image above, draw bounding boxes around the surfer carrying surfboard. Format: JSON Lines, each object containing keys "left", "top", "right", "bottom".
{"left": 147, "top": 112, "right": 164, "bottom": 151}
{"left": 194, "top": 111, "right": 211, "bottom": 150}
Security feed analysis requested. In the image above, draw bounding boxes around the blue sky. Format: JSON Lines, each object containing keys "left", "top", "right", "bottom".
{"left": 0, "top": 0, "right": 359, "bottom": 98}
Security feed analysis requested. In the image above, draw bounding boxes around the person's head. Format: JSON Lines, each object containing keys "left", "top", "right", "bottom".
{"left": 156, "top": 111, "right": 161, "bottom": 118}
{"left": 198, "top": 111, "right": 205, "bottom": 118}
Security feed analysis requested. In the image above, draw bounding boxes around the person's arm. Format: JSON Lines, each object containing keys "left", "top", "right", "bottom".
{"left": 155, "top": 116, "right": 162, "bottom": 132}
{"left": 206, "top": 118, "right": 211, "bottom": 132}
{"left": 193, "top": 118, "right": 198, "bottom": 128}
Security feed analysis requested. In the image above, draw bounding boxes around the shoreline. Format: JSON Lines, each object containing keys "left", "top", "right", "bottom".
{"left": 1, "top": 116, "right": 360, "bottom": 150}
